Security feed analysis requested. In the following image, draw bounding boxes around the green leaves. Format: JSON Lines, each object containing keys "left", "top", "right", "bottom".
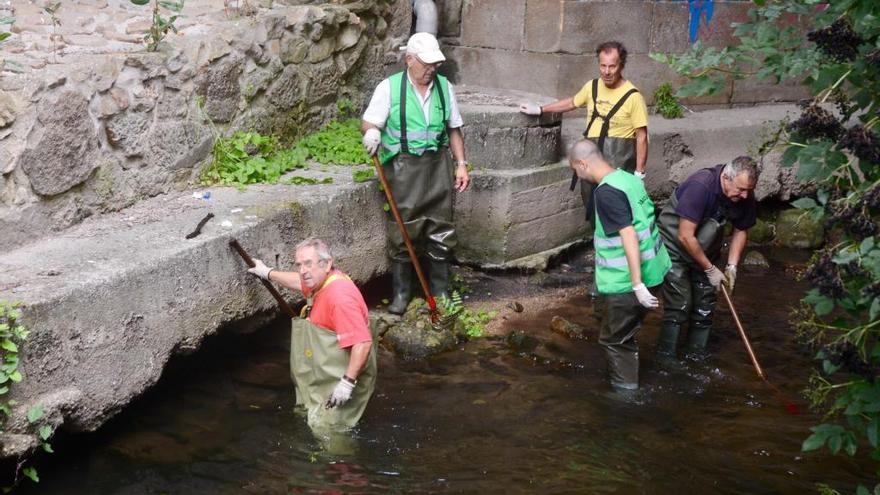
{"left": 652, "top": 82, "right": 684, "bottom": 119}
{"left": 352, "top": 168, "right": 375, "bottom": 183}
{"left": 803, "top": 424, "right": 857, "bottom": 455}
{"left": 128, "top": 0, "right": 185, "bottom": 51}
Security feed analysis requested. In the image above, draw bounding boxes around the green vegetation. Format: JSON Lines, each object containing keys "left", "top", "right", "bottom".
{"left": 129, "top": 0, "right": 185, "bottom": 52}
{"left": 42, "top": 3, "right": 61, "bottom": 62}
{"left": 439, "top": 292, "right": 497, "bottom": 339}
{"left": 1, "top": 301, "right": 53, "bottom": 491}
{"left": 655, "top": 1, "right": 880, "bottom": 492}
{"left": 352, "top": 168, "right": 375, "bottom": 183}
{"left": 284, "top": 176, "right": 333, "bottom": 186}
{"left": 202, "top": 117, "right": 370, "bottom": 188}
{"left": 652, "top": 82, "right": 684, "bottom": 119}
{"left": 295, "top": 118, "right": 370, "bottom": 166}
{"left": 0, "top": 16, "right": 13, "bottom": 47}
{"left": 202, "top": 131, "right": 308, "bottom": 187}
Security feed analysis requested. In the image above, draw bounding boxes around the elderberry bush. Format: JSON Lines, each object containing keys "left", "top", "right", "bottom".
{"left": 807, "top": 19, "right": 864, "bottom": 63}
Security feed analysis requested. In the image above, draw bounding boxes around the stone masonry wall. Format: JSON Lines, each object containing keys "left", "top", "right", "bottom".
{"left": 0, "top": 0, "right": 407, "bottom": 252}
{"left": 432, "top": 0, "right": 809, "bottom": 106}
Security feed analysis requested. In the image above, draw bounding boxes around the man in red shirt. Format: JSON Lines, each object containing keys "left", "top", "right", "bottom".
{"left": 248, "top": 238, "right": 376, "bottom": 429}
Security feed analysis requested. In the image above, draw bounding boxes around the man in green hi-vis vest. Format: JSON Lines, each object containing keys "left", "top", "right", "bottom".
{"left": 361, "top": 32, "right": 470, "bottom": 315}
{"left": 568, "top": 139, "right": 670, "bottom": 392}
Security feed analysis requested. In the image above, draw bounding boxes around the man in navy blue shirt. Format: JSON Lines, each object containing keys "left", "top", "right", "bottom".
{"left": 656, "top": 157, "right": 759, "bottom": 362}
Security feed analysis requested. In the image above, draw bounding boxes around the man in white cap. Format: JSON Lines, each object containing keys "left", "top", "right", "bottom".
{"left": 361, "top": 32, "right": 470, "bottom": 314}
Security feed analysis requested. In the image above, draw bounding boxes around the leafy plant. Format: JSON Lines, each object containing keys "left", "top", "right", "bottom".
{"left": 201, "top": 131, "right": 308, "bottom": 188}
{"left": 352, "top": 168, "right": 375, "bottom": 183}
{"left": 438, "top": 292, "right": 497, "bottom": 339}
{"left": 1, "top": 302, "right": 52, "bottom": 491}
{"left": 656, "top": 1, "right": 880, "bottom": 492}
{"left": 652, "top": 82, "right": 684, "bottom": 119}
{"left": 284, "top": 176, "right": 333, "bottom": 186}
{"left": 0, "top": 16, "right": 13, "bottom": 47}
{"left": 129, "top": 0, "right": 184, "bottom": 52}
{"left": 42, "top": 2, "right": 61, "bottom": 62}
{"left": 295, "top": 118, "right": 370, "bottom": 166}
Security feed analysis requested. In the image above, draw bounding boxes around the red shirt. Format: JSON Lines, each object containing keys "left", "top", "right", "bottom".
{"left": 303, "top": 270, "right": 372, "bottom": 349}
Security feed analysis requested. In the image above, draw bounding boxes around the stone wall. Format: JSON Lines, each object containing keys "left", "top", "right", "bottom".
{"left": 0, "top": 0, "right": 407, "bottom": 252}
{"left": 433, "top": 0, "right": 809, "bottom": 106}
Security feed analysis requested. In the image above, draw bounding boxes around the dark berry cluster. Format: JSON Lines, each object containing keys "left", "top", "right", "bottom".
{"left": 827, "top": 201, "right": 878, "bottom": 241}
{"left": 807, "top": 19, "right": 864, "bottom": 62}
{"left": 840, "top": 125, "right": 880, "bottom": 164}
{"left": 868, "top": 49, "right": 880, "bottom": 70}
{"left": 787, "top": 103, "right": 843, "bottom": 141}
{"left": 824, "top": 341, "right": 876, "bottom": 381}
{"left": 864, "top": 186, "right": 880, "bottom": 210}
{"left": 830, "top": 89, "right": 855, "bottom": 121}
{"left": 805, "top": 251, "right": 846, "bottom": 299}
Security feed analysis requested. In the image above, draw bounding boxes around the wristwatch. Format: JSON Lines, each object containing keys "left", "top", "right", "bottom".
{"left": 342, "top": 374, "right": 357, "bottom": 385}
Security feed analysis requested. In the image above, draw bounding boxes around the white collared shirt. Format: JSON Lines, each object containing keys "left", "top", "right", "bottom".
{"left": 362, "top": 72, "right": 464, "bottom": 130}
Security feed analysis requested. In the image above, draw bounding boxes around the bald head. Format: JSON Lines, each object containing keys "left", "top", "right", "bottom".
{"left": 568, "top": 139, "right": 612, "bottom": 183}
{"left": 568, "top": 139, "right": 603, "bottom": 162}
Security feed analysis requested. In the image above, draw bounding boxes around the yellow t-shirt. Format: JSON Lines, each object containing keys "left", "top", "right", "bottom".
{"left": 573, "top": 79, "right": 648, "bottom": 139}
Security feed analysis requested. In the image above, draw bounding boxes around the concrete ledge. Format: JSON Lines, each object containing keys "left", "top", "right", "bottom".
{"left": 455, "top": 162, "right": 587, "bottom": 265}
{"left": 0, "top": 166, "right": 387, "bottom": 446}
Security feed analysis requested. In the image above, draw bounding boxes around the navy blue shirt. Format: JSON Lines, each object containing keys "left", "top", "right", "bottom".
{"left": 675, "top": 164, "right": 757, "bottom": 231}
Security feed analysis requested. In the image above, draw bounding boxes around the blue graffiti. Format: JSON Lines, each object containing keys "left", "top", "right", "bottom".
{"left": 687, "top": 0, "right": 715, "bottom": 42}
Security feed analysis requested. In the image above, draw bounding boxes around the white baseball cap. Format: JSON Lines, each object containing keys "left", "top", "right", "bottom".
{"left": 402, "top": 32, "right": 445, "bottom": 64}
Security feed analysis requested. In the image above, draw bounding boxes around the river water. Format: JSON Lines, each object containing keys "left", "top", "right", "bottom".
{"left": 18, "top": 252, "right": 875, "bottom": 494}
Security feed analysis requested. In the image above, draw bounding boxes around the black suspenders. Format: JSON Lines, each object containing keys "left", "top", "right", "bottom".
{"left": 397, "top": 74, "right": 448, "bottom": 157}
{"left": 569, "top": 79, "right": 640, "bottom": 191}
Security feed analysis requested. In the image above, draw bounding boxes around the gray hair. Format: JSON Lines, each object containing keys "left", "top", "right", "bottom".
{"left": 295, "top": 237, "right": 333, "bottom": 263}
{"left": 722, "top": 156, "right": 760, "bottom": 182}
{"left": 568, "top": 138, "right": 604, "bottom": 162}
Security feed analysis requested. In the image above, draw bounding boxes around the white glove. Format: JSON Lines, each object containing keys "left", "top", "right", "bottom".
{"left": 724, "top": 264, "right": 737, "bottom": 293}
{"left": 247, "top": 258, "right": 273, "bottom": 281}
{"left": 634, "top": 170, "right": 646, "bottom": 180}
{"left": 633, "top": 283, "right": 659, "bottom": 308}
{"left": 362, "top": 128, "right": 381, "bottom": 156}
{"left": 518, "top": 103, "right": 542, "bottom": 116}
{"left": 705, "top": 265, "right": 726, "bottom": 290}
{"left": 326, "top": 376, "right": 355, "bottom": 408}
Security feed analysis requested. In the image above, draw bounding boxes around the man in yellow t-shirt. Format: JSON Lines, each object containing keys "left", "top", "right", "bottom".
{"left": 519, "top": 41, "right": 648, "bottom": 219}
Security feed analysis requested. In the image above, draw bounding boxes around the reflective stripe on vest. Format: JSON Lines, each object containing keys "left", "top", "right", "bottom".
{"left": 378, "top": 72, "right": 451, "bottom": 164}
{"left": 593, "top": 170, "right": 671, "bottom": 294}
{"left": 596, "top": 237, "right": 664, "bottom": 268}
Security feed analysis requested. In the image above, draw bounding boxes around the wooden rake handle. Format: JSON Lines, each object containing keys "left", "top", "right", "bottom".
{"left": 230, "top": 239, "right": 297, "bottom": 319}
{"left": 720, "top": 284, "right": 766, "bottom": 380}
{"left": 371, "top": 155, "right": 438, "bottom": 320}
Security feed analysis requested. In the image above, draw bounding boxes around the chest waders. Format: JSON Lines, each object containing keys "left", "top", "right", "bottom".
{"left": 656, "top": 189, "right": 727, "bottom": 361}
{"left": 381, "top": 72, "right": 457, "bottom": 314}
{"left": 290, "top": 276, "right": 378, "bottom": 431}
{"left": 570, "top": 79, "right": 640, "bottom": 219}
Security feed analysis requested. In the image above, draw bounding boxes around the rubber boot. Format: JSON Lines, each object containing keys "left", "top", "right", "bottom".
{"left": 685, "top": 325, "right": 711, "bottom": 362}
{"left": 427, "top": 259, "right": 450, "bottom": 300}
{"left": 657, "top": 323, "right": 685, "bottom": 371}
{"left": 388, "top": 261, "right": 413, "bottom": 315}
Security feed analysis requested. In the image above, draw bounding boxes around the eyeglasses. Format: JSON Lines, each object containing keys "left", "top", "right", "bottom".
{"left": 294, "top": 259, "right": 327, "bottom": 271}
{"left": 413, "top": 57, "right": 442, "bottom": 69}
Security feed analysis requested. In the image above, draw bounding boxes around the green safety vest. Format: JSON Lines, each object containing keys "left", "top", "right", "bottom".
{"left": 378, "top": 71, "right": 451, "bottom": 164}
{"left": 594, "top": 170, "right": 671, "bottom": 294}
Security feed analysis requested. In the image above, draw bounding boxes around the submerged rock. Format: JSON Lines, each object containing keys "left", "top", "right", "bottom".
{"left": 775, "top": 208, "right": 823, "bottom": 249}
{"left": 380, "top": 299, "right": 457, "bottom": 360}
{"left": 549, "top": 316, "right": 587, "bottom": 340}
{"left": 742, "top": 251, "right": 770, "bottom": 268}
{"left": 506, "top": 329, "right": 539, "bottom": 352}
{"left": 748, "top": 218, "right": 776, "bottom": 245}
